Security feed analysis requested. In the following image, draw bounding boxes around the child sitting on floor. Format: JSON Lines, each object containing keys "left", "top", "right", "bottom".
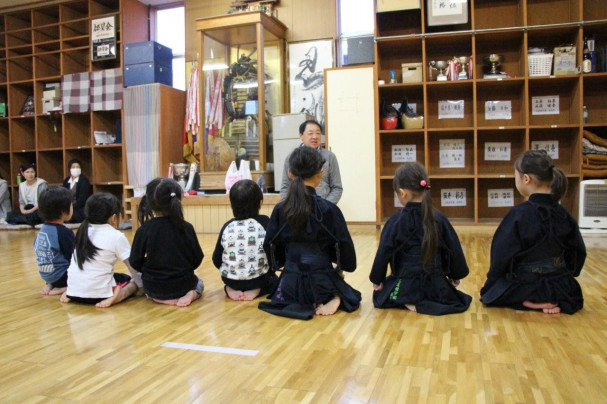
{"left": 212, "top": 179, "right": 277, "bottom": 301}
{"left": 34, "top": 187, "right": 74, "bottom": 296}
{"left": 61, "top": 193, "right": 141, "bottom": 308}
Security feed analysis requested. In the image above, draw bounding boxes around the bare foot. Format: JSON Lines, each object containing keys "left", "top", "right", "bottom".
{"left": 405, "top": 304, "right": 417, "bottom": 312}
{"left": 176, "top": 290, "right": 200, "bottom": 307}
{"left": 48, "top": 286, "right": 67, "bottom": 296}
{"left": 59, "top": 291, "right": 71, "bottom": 304}
{"left": 316, "top": 296, "right": 341, "bottom": 316}
{"left": 96, "top": 286, "right": 122, "bottom": 308}
{"left": 523, "top": 300, "right": 557, "bottom": 310}
{"left": 242, "top": 288, "right": 261, "bottom": 301}
{"left": 152, "top": 298, "right": 180, "bottom": 306}
{"left": 225, "top": 286, "right": 245, "bottom": 301}
{"left": 543, "top": 306, "right": 561, "bottom": 314}
{"left": 41, "top": 283, "right": 53, "bottom": 295}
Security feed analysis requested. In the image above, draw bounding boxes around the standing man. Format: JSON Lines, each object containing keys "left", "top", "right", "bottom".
{"left": 280, "top": 119, "right": 343, "bottom": 204}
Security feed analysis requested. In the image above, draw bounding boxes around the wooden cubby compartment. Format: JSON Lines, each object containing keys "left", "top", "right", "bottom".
{"left": 584, "top": 0, "right": 607, "bottom": 20}
{"left": 37, "top": 150, "right": 63, "bottom": 184}
{"left": 33, "top": 26, "right": 60, "bottom": 44}
{"left": 62, "top": 49, "right": 88, "bottom": 74}
{"left": 477, "top": 129, "right": 525, "bottom": 176}
{"left": 476, "top": 80, "right": 525, "bottom": 127}
{"left": 37, "top": 115, "right": 63, "bottom": 150}
{"left": 60, "top": 1, "right": 89, "bottom": 22}
{"left": 8, "top": 57, "right": 33, "bottom": 82}
{"left": 93, "top": 147, "right": 122, "bottom": 183}
{"left": 61, "top": 20, "right": 88, "bottom": 41}
{"left": 378, "top": 84, "right": 424, "bottom": 123}
{"left": 9, "top": 83, "right": 34, "bottom": 117}
{"left": 376, "top": 9, "right": 422, "bottom": 37}
{"left": 64, "top": 112, "right": 91, "bottom": 148}
{"left": 430, "top": 178, "right": 475, "bottom": 222}
{"left": 0, "top": 63, "right": 6, "bottom": 83}
{"left": 6, "top": 11, "right": 31, "bottom": 31}
{"left": 426, "top": 34, "right": 472, "bottom": 76}
{"left": 92, "top": 110, "right": 121, "bottom": 138}
{"left": 90, "top": 0, "right": 120, "bottom": 16}
{"left": 10, "top": 117, "right": 35, "bottom": 151}
{"left": 561, "top": 178, "right": 579, "bottom": 215}
{"left": 473, "top": 0, "right": 523, "bottom": 29}
{"left": 583, "top": 76, "right": 607, "bottom": 124}
{"left": 379, "top": 131, "right": 425, "bottom": 177}
{"left": 527, "top": 26, "right": 579, "bottom": 68}
{"left": 0, "top": 120, "right": 9, "bottom": 151}
{"left": 0, "top": 152, "right": 10, "bottom": 180}
{"left": 426, "top": 83, "right": 474, "bottom": 128}
{"left": 34, "top": 53, "right": 61, "bottom": 79}
{"left": 33, "top": 6, "right": 59, "bottom": 27}
{"left": 7, "top": 30, "right": 32, "bottom": 50}
{"left": 528, "top": 78, "right": 579, "bottom": 126}
{"left": 427, "top": 130, "right": 474, "bottom": 176}
{"left": 527, "top": 0, "right": 579, "bottom": 26}
{"left": 11, "top": 150, "right": 36, "bottom": 180}
{"left": 376, "top": 38, "right": 423, "bottom": 84}
{"left": 477, "top": 178, "right": 524, "bottom": 222}
{"left": 529, "top": 128, "right": 580, "bottom": 175}
{"left": 475, "top": 31, "right": 525, "bottom": 79}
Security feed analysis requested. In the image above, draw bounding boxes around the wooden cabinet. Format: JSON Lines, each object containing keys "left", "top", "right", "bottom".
{"left": 374, "top": 0, "right": 607, "bottom": 223}
{"left": 0, "top": 0, "right": 147, "bottom": 221}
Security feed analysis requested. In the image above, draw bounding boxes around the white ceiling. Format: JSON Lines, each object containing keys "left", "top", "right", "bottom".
{"left": 0, "top": 0, "right": 177, "bottom": 12}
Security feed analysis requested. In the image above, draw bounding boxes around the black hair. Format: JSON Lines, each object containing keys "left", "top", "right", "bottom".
{"left": 74, "top": 193, "right": 122, "bottom": 269}
{"left": 393, "top": 162, "right": 439, "bottom": 270}
{"left": 230, "top": 179, "right": 263, "bottom": 220}
{"left": 38, "top": 186, "right": 72, "bottom": 222}
{"left": 298, "top": 119, "right": 322, "bottom": 135}
{"left": 514, "top": 149, "right": 567, "bottom": 202}
{"left": 67, "top": 158, "right": 82, "bottom": 169}
{"left": 138, "top": 177, "right": 185, "bottom": 228}
{"left": 284, "top": 146, "right": 325, "bottom": 234}
{"left": 19, "top": 162, "right": 36, "bottom": 174}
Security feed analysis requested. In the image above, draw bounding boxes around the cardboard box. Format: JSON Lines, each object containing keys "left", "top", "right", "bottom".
{"left": 402, "top": 62, "right": 423, "bottom": 83}
{"left": 42, "top": 97, "right": 62, "bottom": 113}
{"left": 124, "top": 41, "right": 173, "bottom": 66}
{"left": 377, "top": 0, "right": 420, "bottom": 12}
{"left": 124, "top": 63, "right": 173, "bottom": 87}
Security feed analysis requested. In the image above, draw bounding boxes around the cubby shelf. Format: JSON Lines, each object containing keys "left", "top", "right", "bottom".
{"left": 0, "top": 0, "right": 148, "bottom": 219}
{"left": 374, "top": 0, "right": 607, "bottom": 223}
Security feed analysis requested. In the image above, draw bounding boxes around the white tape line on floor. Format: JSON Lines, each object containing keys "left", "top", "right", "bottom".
{"left": 161, "top": 341, "right": 259, "bottom": 356}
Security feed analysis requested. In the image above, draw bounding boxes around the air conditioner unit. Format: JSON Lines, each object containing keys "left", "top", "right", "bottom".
{"left": 579, "top": 179, "right": 607, "bottom": 229}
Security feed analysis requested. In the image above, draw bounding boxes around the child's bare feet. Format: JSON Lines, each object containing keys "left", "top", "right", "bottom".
{"left": 225, "top": 286, "right": 245, "bottom": 301}
{"left": 242, "top": 288, "right": 261, "bottom": 301}
{"left": 41, "top": 283, "right": 53, "bottom": 295}
{"left": 316, "top": 296, "right": 341, "bottom": 316}
{"left": 60, "top": 291, "right": 71, "bottom": 303}
{"left": 405, "top": 304, "right": 417, "bottom": 312}
{"left": 152, "top": 298, "right": 179, "bottom": 306}
{"left": 48, "top": 286, "right": 66, "bottom": 296}
{"left": 523, "top": 300, "right": 561, "bottom": 314}
{"left": 96, "top": 286, "right": 122, "bottom": 308}
{"left": 176, "top": 290, "right": 200, "bottom": 307}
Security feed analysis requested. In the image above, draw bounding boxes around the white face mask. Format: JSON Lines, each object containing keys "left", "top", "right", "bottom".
{"left": 70, "top": 168, "right": 81, "bottom": 177}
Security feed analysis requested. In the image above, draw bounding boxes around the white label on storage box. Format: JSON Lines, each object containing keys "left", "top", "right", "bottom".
{"left": 441, "top": 188, "right": 467, "bottom": 207}
{"left": 484, "top": 142, "right": 511, "bottom": 161}
{"left": 439, "top": 139, "right": 465, "bottom": 168}
{"left": 488, "top": 188, "right": 514, "bottom": 207}
{"left": 531, "top": 95, "right": 559, "bottom": 115}
{"left": 438, "top": 100, "right": 465, "bottom": 119}
{"left": 531, "top": 140, "right": 559, "bottom": 159}
{"left": 485, "top": 101, "right": 512, "bottom": 120}
{"left": 432, "top": 0, "right": 463, "bottom": 16}
{"left": 392, "top": 144, "right": 416, "bottom": 162}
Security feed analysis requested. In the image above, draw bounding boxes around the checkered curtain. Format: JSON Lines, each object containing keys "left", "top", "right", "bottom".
{"left": 62, "top": 68, "right": 123, "bottom": 113}
{"left": 61, "top": 72, "right": 90, "bottom": 113}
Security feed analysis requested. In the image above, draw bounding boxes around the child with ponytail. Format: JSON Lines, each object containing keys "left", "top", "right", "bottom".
{"left": 258, "top": 146, "right": 361, "bottom": 319}
{"left": 369, "top": 162, "right": 472, "bottom": 315}
{"left": 130, "top": 178, "right": 204, "bottom": 307}
{"left": 481, "top": 150, "right": 586, "bottom": 314}
{"left": 61, "top": 193, "right": 141, "bottom": 308}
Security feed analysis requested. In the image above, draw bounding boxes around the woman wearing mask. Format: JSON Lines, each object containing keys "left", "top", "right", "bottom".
{"left": 62, "top": 158, "right": 92, "bottom": 223}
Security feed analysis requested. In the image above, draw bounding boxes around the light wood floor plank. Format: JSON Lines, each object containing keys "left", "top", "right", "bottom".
{"left": 0, "top": 226, "right": 606, "bottom": 403}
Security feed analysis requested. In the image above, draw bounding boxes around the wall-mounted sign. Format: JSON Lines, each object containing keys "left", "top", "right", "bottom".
{"left": 91, "top": 16, "right": 117, "bottom": 62}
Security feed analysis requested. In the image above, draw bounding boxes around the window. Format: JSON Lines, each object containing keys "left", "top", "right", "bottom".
{"left": 156, "top": 6, "right": 185, "bottom": 90}
{"left": 338, "top": 0, "right": 374, "bottom": 66}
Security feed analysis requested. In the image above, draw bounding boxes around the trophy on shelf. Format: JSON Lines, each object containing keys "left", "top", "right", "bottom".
{"left": 171, "top": 163, "right": 190, "bottom": 190}
{"left": 483, "top": 54, "right": 506, "bottom": 78}
{"left": 430, "top": 60, "right": 449, "bottom": 81}
{"left": 457, "top": 56, "right": 470, "bottom": 80}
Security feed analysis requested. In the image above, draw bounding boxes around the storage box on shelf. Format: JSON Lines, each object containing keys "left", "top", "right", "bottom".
{"left": 373, "top": 0, "right": 606, "bottom": 224}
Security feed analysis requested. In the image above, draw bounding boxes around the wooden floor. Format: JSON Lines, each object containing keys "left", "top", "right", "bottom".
{"left": 1, "top": 225, "right": 606, "bottom": 403}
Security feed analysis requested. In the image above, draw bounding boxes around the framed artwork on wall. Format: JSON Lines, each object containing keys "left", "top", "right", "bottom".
{"left": 288, "top": 38, "right": 334, "bottom": 130}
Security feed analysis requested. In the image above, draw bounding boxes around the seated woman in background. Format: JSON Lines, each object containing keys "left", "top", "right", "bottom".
{"left": 0, "top": 174, "right": 11, "bottom": 224}
{"left": 62, "top": 158, "right": 92, "bottom": 223}
{"left": 6, "top": 163, "right": 47, "bottom": 227}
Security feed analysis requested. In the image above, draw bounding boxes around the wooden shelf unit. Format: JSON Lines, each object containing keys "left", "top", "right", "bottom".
{"left": 374, "top": 0, "right": 607, "bottom": 224}
{"left": 0, "top": 0, "right": 148, "bottom": 221}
